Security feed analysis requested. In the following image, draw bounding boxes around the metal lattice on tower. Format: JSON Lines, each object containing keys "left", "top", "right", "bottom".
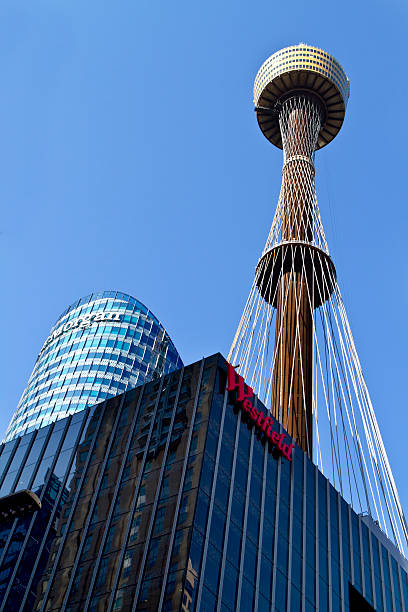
{"left": 229, "top": 44, "right": 408, "bottom": 555}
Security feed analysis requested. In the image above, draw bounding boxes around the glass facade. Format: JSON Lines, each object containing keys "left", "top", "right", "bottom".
{"left": 0, "top": 354, "right": 406, "bottom": 611}
{"left": 5, "top": 291, "right": 182, "bottom": 442}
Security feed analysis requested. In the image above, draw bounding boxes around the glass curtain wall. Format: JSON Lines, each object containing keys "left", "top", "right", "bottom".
{"left": 5, "top": 291, "right": 182, "bottom": 442}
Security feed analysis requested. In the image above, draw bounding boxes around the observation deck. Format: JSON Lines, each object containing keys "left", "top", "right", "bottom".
{"left": 254, "top": 44, "right": 350, "bottom": 149}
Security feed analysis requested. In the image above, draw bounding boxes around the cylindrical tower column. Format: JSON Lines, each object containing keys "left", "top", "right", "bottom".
{"left": 270, "top": 96, "right": 322, "bottom": 454}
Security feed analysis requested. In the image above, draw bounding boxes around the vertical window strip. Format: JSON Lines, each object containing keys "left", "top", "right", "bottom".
{"left": 60, "top": 394, "right": 128, "bottom": 610}
{"left": 1, "top": 422, "right": 56, "bottom": 606}
{"left": 397, "top": 564, "right": 406, "bottom": 612}
{"left": 0, "top": 439, "right": 18, "bottom": 489}
{"left": 39, "top": 404, "right": 108, "bottom": 611}
{"left": 358, "top": 517, "right": 365, "bottom": 599}
{"left": 102, "top": 376, "right": 165, "bottom": 609}
{"left": 235, "top": 429, "right": 254, "bottom": 610}
{"left": 387, "top": 551, "right": 397, "bottom": 612}
{"left": 215, "top": 400, "right": 241, "bottom": 611}
{"left": 0, "top": 432, "right": 37, "bottom": 571}
{"left": 337, "top": 493, "right": 345, "bottom": 612}
{"left": 315, "top": 465, "right": 320, "bottom": 611}
{"left": 286, "top": 446, "right": 295, "bottom": 610}
{"left": 19, "top": 412, "right": 90, "bottom": 611}
{"left": 301, "top": 452, "right": 307, "bottom": 611}
{"left": 327, "top": 480, "right": 332, "bottom": 612}
{"left": 378, "top": 543, "right": 388, "bottom": 612}
{"left": 83, "top": 383, "right": 148, "bottom": 610}
{"left": 270, "top": 440, "right": 283, "bottom": 610}
{"left": 254, "top": 439, "right": 268, "bottom": 612}
{"left": 189, "top": 382, "right": 229, "bottom": 609}
{"left": 157, "top": 358, "right": 205, "bottom": 610}
{"left": 131, "top": 370, "right": 185, "bottom": 610}
{"left": 367, "top": 530, "right": 376, "bottom": 610}
{"left": 7, "top": 433, "right": 36, "bottom": 496}
{"left": 348, "top": 506, "right": 354, "bottom": 584}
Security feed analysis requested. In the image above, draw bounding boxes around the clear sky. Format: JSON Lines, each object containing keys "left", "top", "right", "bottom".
{"left": 1, "top": 0, "right": 408, "bottom": 510}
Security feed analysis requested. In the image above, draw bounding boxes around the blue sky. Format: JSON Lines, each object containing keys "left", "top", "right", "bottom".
{"left": 1, "top": 0, "right": 408, "bottom": 509}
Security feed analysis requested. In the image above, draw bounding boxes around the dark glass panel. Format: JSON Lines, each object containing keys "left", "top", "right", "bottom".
{"left": 200, "top": 585, "right": 217, "bottom": 611}
{"left": 292, "top": 516, "right": 302, "bottom": 554}
{"left": 350, "top": 514, "right": 362, "bottom": 589}
{"left": 277, "top": 535, "right": 289, "bottom": 576}
{"left": 290, "top": 584, "right": 302, "bottom": 612}
{"left": 246, "top": 502, "right": 260, "bottom": 544}
{"left": 0, "top": 441, "right": 17, "bottom": 481}
{"left": 203, "top": 543, "right": 221, "bottom": 596}
{"left": 231, "top": 485, "right": 245, "bottom": 529}
{"left": 221, "top": 561, "right": 238, "bottom": 610}
{"left": 305, "top": 562, "right": 315, "bottom": 604}
{"left": 259, "top": 555, "right": 272, "bottom": 598}
{"left": 243, "top": 538, "right": 257, "bottom": 585}
{"left": 209, "top": 504, "right": 226, "bottom": 551}
{"left": 261, "top": 517, "right": 274, "bottom": 560}
{"left": 258, "top": 593, "right": 270, "bottom": 612}
{"left": 238, "top": 422, "right": 251, "bottom": 459}
{"left": 234, "top": 454, "right": 249, "bottom": 493}
{"left": 162, "top": 569, "right": 184, "bottom": 611}
{"left": 240, "top": 576, "right": 254, "bottom": 610}
{"left": 188, "top": 528, "right": 204, "bottom": 576}
{"left": 291, "top": 549, "right": 302, "bottom": 588}
{"left": 214, "top": 466, "right": 231, "bottom": 510}
{"left": 200, "top": 455, "right": 215, "bottom": 495}
{"left": 280, "top": 458, "right": 291, "bottom": 507}
{"left": 249, "top": 472, "right": 262, "bottom": 509}
{"left": 275, "top": 569, "right": 288, "bottom": 612}
{"left": 361, "top": 524, "right": 373, "bottom": 604}
{"left": 252, "top": 438, "right": 264, "bottom": 477}
{"left": 195, "top": 490, "right": 210, "bottom": 534}
{"left": 391, "top": 557, "right": 402, "bottom": 608}
{"left": 226, "top": 520, "right": 243, "bottom": 569}
{"left": 370, "top": 536, "right": 384, "bottom": 611}
{"left": 305, "top": 462, "right": 316, "bottom": 539}
{"left": 319, "top": 579, "right": 329, "bottom": 612}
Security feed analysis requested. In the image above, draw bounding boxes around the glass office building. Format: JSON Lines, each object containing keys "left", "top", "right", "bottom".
{"left": 4, "top": 291, "right": 183, "bottom": 442}
{"left": 0, "top": 354, "right": 406, "bottom": 611}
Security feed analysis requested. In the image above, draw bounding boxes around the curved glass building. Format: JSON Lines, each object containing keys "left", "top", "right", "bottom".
{"left": 4, "top": 291, "right": 183, "bottom": 442}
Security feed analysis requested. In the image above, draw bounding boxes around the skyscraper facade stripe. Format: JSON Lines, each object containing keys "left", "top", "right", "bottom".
{"left": 5, "top": 291, "right": 182, "bottom": 442}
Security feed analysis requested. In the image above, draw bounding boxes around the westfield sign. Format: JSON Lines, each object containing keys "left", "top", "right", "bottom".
{"left": 227, "top": 363, "right": 294, "bottom": 462}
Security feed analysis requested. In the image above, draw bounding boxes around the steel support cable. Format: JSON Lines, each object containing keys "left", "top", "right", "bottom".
{"left": 316, "top": 301, "right": 365, "bottom": 512}
{"left": 318, "top": 257, "right": 376, "bottom": 517}
{"left": 320, "top": 266, "right": 396, "bottom": 540}
{"left": 299, "top": 246, "right": 363, "bottom": 510}
{"left": 318, "top": 258, "right": 371, "bottom": 506}
{"left": 330, "top": 284, "right": 394, "bottom": 522}
{"left": 255, "top": 267, "right": 276, "bottom": 396}
{"left": 358, "top": 370, "right": 408, "bottom": 545}
{"left": 308, "top": 257, "right": 344, "bottom": 492}
{"left": 339, "top": 299, "right": 408, "bottom": 548}
{"left": 301, "top": 247, "right": 341, "bottom": 484}
{"left": 232, "top": 263, "right": 267, "bottom": 366}
{"left": 241, "top": 288, "right": 264, "bottom": 377}
{"left": 228, "top": 279, "right": 258, "bottom": 362}
{"left": 251, "top": 260, "right": 278, "bottom": 387}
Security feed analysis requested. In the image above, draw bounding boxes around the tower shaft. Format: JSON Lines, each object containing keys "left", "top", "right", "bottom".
{"left": 270, "top": 97, "right": 321, "bottom": 455}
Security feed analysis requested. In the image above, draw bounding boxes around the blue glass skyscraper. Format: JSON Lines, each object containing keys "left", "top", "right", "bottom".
{"left": 5, "top": 291, "right": 182, "bottom": 441}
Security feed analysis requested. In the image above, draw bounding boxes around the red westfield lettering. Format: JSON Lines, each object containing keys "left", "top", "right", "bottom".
{"left": 227, "top": 364, "right": 294, "bottom": 462}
